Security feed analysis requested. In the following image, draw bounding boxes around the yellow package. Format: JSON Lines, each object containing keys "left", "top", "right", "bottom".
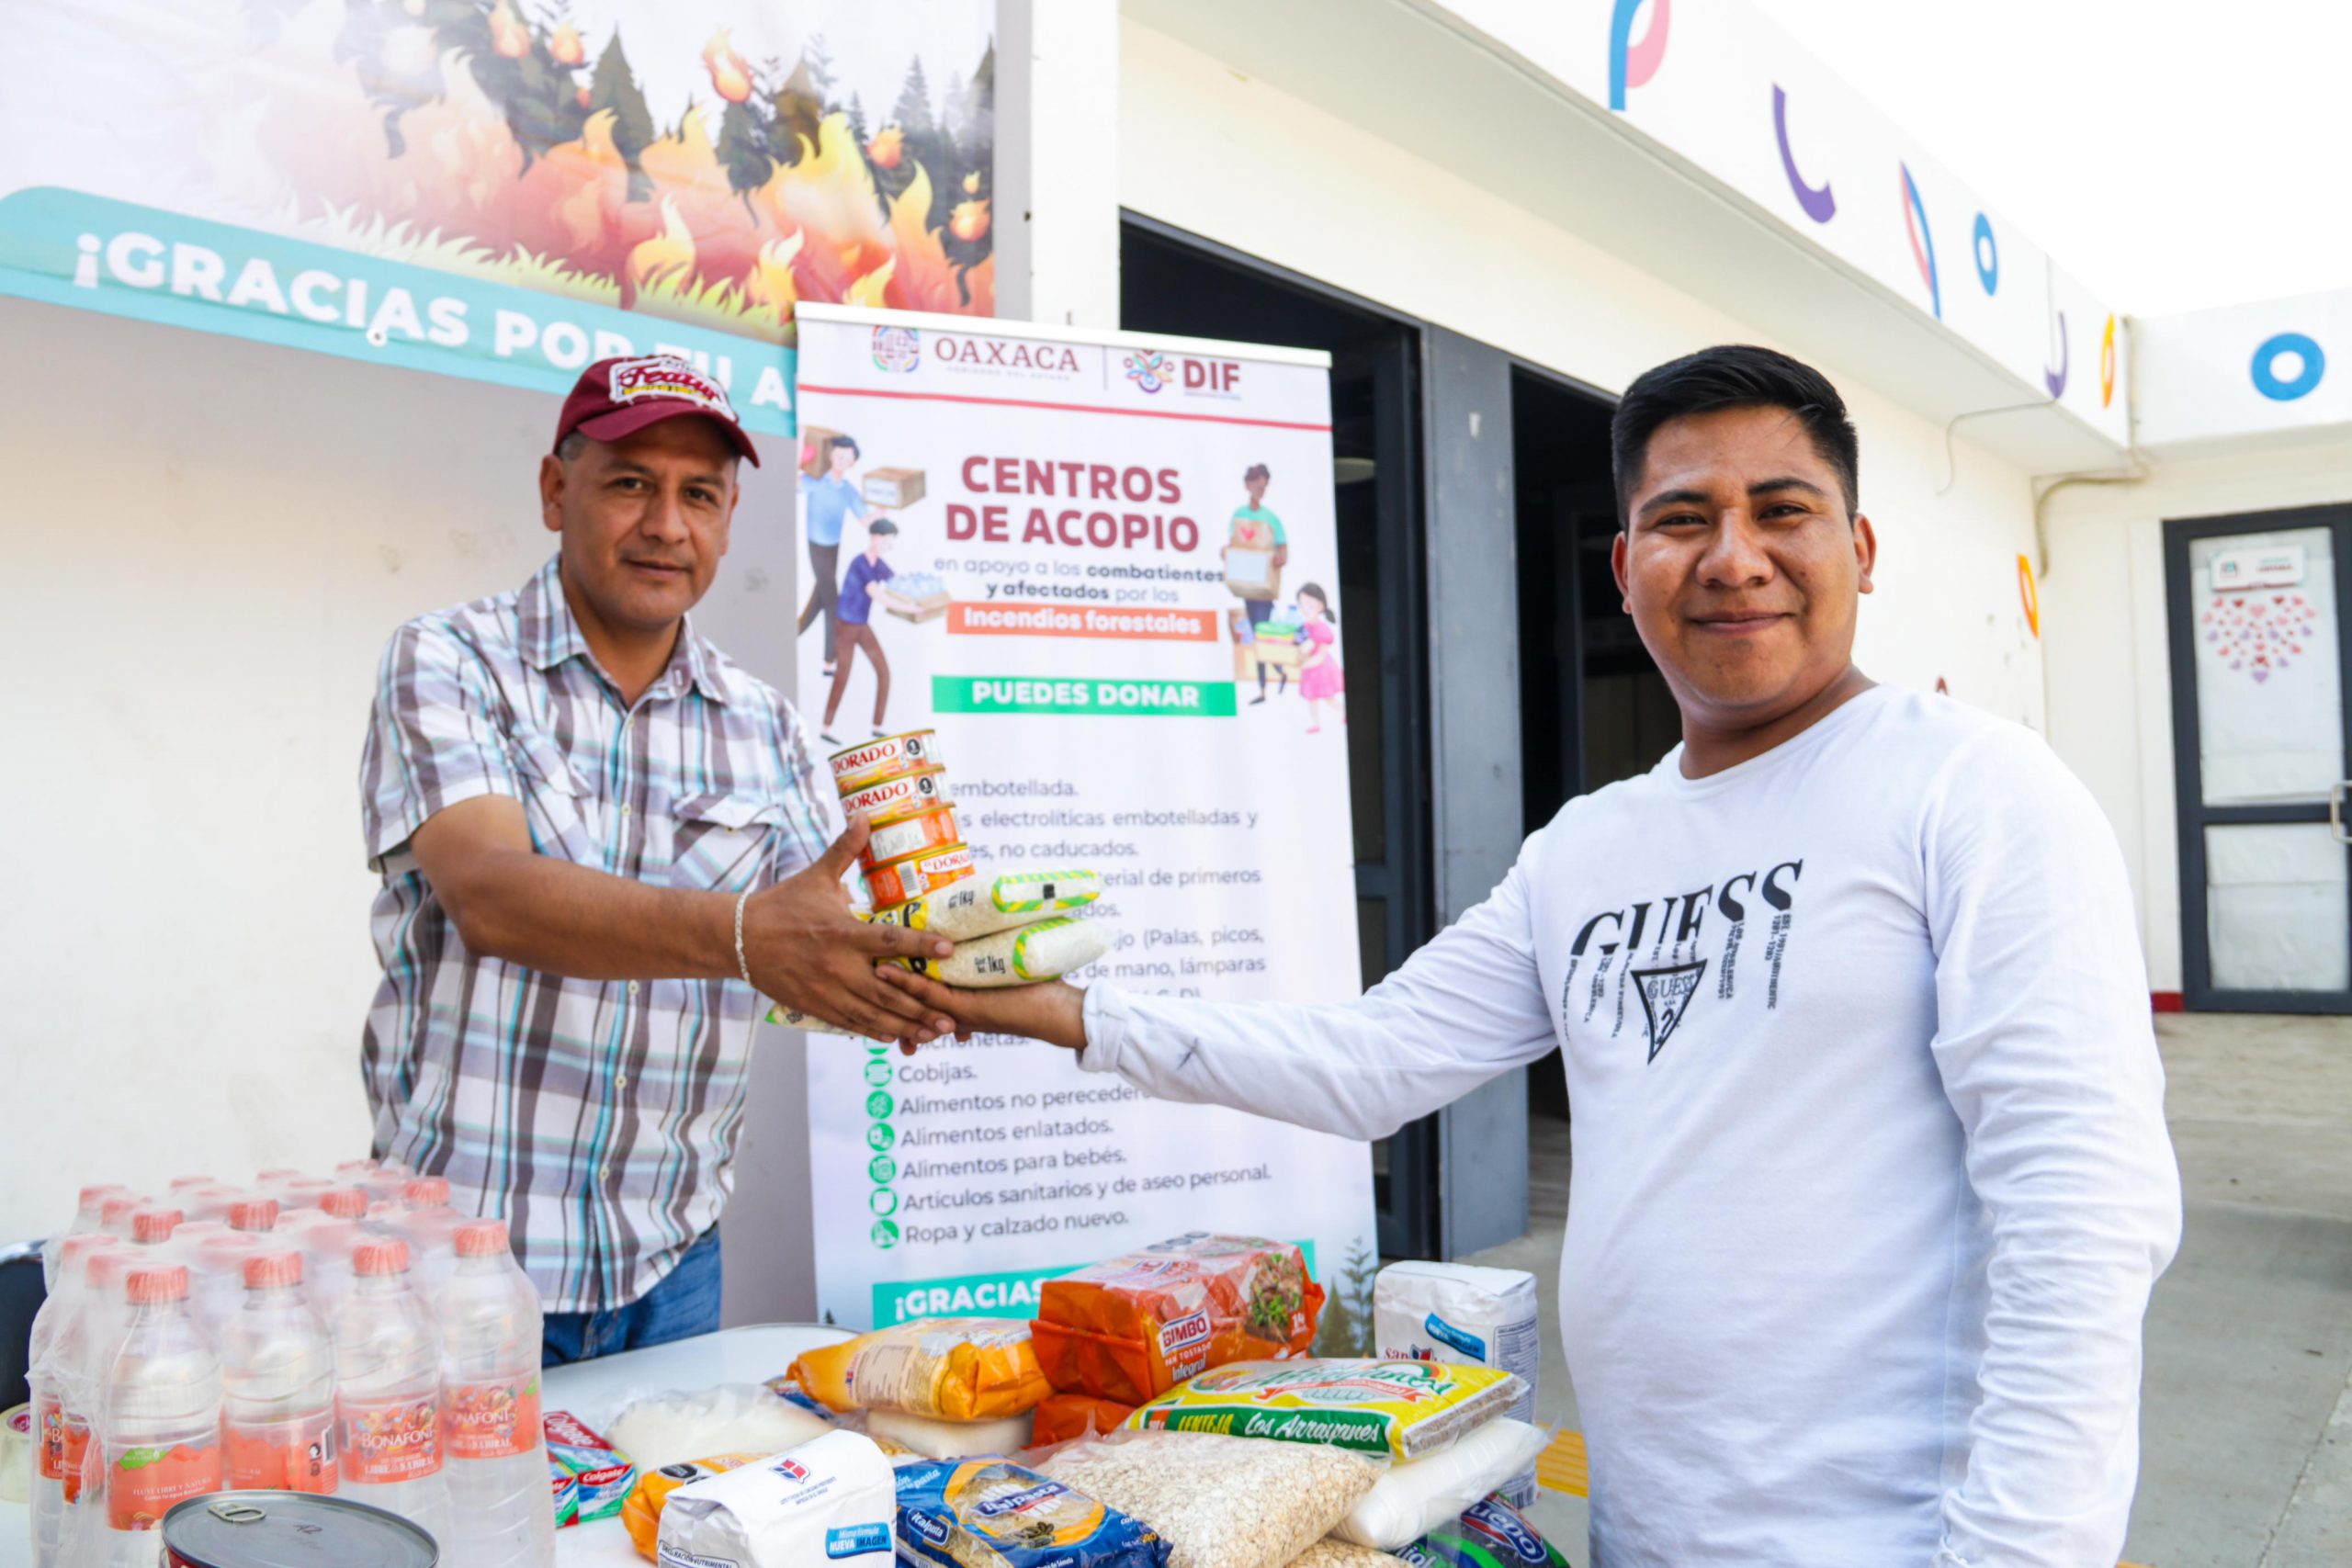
{"left": 620, "top": 1453, "right": 762, "bottom": 1560}
{"left": 789, "top": 1318, "right": 1051, "bottom": 1422}
{"left": 1125, "top": 1359, "right": 1521, "bottom": 1459}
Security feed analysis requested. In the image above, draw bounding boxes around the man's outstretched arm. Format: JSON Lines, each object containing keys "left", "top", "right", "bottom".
{"left": 881, "top": 849, "right": 1562, "bottom": 1141}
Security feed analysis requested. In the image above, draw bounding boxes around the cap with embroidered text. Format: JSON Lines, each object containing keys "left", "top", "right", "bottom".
{"left": 553, "top": 355, "right": 761, "bottom": 467}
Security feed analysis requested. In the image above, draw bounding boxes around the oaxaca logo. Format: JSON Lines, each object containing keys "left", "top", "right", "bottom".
{"left": 871, "top": 324, "right": 921, "bottom": 372}
{"left": 1124, "top": 350, "right": 1172, "bottom": 393}
{"left": 933, "top": 333, "right": 1083, "bottom": 377}
{"left": 609, "top": 355, "right": 735, "bottom": 418}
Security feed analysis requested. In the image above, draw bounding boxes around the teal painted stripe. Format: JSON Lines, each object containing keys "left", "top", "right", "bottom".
{"left": 0, "top": 186, "right": 796, "bottom": 434}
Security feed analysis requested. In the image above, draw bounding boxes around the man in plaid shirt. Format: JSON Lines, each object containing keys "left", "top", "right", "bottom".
{"left": 359, "top": 356, "right": 956, "bottom": 1362}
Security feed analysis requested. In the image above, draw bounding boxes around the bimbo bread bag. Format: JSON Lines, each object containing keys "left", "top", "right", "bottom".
{"left": 1033, "top": 1234, "right": 1323, "bottom": 1404}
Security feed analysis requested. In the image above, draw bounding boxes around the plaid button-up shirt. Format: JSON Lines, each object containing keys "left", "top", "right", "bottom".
{"left": 359, "top": 554, "right": 835, "bottom": 1311}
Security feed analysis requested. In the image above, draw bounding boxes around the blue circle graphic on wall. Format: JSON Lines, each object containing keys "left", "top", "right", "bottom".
{"left": 2251, "top": 332, "right": 2326, "bottom": 401}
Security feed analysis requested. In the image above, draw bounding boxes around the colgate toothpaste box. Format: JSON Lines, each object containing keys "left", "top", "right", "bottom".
{"left": 545, "top": 1410, "right": 635, "bottom": 1523}
{"left": 549, "top": 1455, "right": 580, "bottom": 1529}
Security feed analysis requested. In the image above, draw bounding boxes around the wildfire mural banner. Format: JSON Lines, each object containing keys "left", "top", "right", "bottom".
{"left": 0, "top": 0, "right": 996, "bottom": 434}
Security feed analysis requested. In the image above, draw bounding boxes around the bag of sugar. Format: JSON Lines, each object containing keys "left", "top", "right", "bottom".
{"left": 655, "top": 1428, "right": 895, "bottom": 1568}
{"left": 1374, "top": 1262, "right": 1542, "bottom": 1507}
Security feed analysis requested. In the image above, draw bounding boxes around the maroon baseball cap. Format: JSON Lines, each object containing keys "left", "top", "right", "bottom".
{"left": 553, "top": 355, "right": 761, "bottom": 466}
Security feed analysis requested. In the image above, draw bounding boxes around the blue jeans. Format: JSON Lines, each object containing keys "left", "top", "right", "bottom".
{"left": 541, "top": 1227, "right": 722, "bottom": 1366}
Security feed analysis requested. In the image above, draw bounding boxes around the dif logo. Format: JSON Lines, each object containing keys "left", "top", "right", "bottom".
{"left": 771, "top": 1456, "right": 810, "bottom": 1483}
{"left": 1124, "top": 350, "right": 1242, "bottom": 398}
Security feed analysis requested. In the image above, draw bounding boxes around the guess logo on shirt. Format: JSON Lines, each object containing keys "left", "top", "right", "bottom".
{"left": 1560, "top": 858, "right": 1806, "bottom": 1062}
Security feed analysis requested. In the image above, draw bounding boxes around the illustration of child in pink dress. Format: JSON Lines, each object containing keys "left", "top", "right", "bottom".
{"left": 1295, "top": 582, "right": 1345, "bottom": 733}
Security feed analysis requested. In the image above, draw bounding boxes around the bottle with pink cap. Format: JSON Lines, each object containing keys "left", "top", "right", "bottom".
{"left": 99, "top": 1264, "right": 222, "bottom": 1563}
{"left": 28, "top": 1235, "right": 118, "bottom": 1566}
{"left": 380, "top": 1176, "right": 461, "bottom": 1296}
{"left": 333, "top": 1237, "right": 453, "bottom": 1546}
{"left": 436, "top": 1219, "right": 554, "bottom": 1567}
{"left": 220, "top": 1249, "right": 339, "bottom": 1496}
{"left": 47, "top": 1245, "right": 135, "bottom": 1562}
{"left": 42, "top": 1185, "right": 129, "bottom": 1290}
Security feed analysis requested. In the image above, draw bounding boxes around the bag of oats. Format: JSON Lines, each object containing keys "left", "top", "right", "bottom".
{"left": 1035, "top": 1429, "right": 1381, "bottom": 1568}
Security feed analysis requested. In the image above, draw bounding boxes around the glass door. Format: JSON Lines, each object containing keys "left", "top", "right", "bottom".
{"left": 2166, "top": 505, "right": 2352, "bottom": 1011}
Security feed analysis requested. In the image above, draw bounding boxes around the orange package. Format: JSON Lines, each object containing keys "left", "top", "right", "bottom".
{"left": 1031, "top": 1233, "right": 1326, "bottom": 1405}
{"left": 1030, "top": 1393, "right": 1137, "bottom": 1447}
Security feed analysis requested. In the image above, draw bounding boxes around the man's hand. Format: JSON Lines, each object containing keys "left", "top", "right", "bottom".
{"left": 875, "top": 968, "right": 1088, "bottom": 1053}
{"left": 743, "top": 817, "right": 956, "bottom": 1043}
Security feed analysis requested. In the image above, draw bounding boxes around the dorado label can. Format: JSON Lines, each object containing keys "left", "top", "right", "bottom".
{"left": 830, "top": 730, "right": 943, "bottom": 794}
{"left": 838, "top": 766, "right": 952, "bottom": 828}
{"left": 864, "top": 843, "right": 977, "bottom": 911}
{"left": 861, "top": 804, "right": 961, "bottom": 871}
{"left": 164, "top": 1493, "right": 437, "bottom": 1567}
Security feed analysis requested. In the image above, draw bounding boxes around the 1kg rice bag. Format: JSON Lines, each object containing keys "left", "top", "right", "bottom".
{"left": 790, "top": 1318, "right": 1049, "bottom": 1422}
{"left": 1036, "top": 1429, "right": 1382, "bottom": 1568}
{"left": 622, "top": 1453, "right": 763, "bottom": 1560}
{"left": 1396, "top": 1495, "right": 1570, "bottom": 1568}
{"left": 1334, "top": 1420, "right": 1550, "bottom": 1548}
{"left": 1125, "top": 1360, "right": 1521, "bottom": 1460}
{"left": 871, "top": 871, "right": 1102, "bottom": 943}
{"left": 1032, "top": 1393, "right": 1137, "bottom": 1447}
{"left": 1034, "top": 1234, "right": 1324, "bottom": 1404}
{"left": 894, "top": 1456, "right": 1170, "bottom": 1568}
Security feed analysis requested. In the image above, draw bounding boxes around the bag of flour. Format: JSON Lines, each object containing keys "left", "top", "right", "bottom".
{"left": 1374, "top": 1263, "right": 1541, "bottom": 1507}
{"left": 655, "top": 1428, "right": 895, "bottom": 1568}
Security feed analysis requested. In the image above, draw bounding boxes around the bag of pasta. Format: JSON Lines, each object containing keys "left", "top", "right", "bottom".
{"left": 1033, "top": 1235, "right": 1324, "bottom": 1404}
{"left": 789, "top": 1318, "right": 1049, "bottom": 1422}
{"left": 894, "top": 1455, "right": 1169, "bottom": 1568}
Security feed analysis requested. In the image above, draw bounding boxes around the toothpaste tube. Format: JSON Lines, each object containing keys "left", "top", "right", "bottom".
{"left": 839, "top": 765, "right": 952, "bottom": 828}
{"left": 830, "top": 729, "right": 943, "bottom": 793}
{"left": 546, "top": 1409, "right": 636, "bottom": 1524}
{"left": 550, "top": 1454, "right": 580, "bottom": 1529}
{"left": 862, "top": 804, "right": 961, "bottom": 869}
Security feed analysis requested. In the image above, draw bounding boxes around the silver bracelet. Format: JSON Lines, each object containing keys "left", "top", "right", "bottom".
{"left": 733, "top": 879, "right": 757, "bottom": 987}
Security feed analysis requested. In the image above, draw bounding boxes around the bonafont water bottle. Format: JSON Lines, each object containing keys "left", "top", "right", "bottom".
{"left": 220, "top": 1249, "right": 340, "bottom": 1496}
{"left": 333, "top": 1238, "right": 454, "bottom": 1547}
{"left": 99, "top": 1265, "right": 222, "bottom": 1564}
{"left": 28, "top": 1235, "right": 113, "bottom": 1567}
{"left": 435, "top": 1220, "right": 554, "bottom": 1568}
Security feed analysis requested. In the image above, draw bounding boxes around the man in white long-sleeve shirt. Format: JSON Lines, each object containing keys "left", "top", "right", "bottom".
{"left": 884, "top": 344, "right": 2183, "bottom": 1568}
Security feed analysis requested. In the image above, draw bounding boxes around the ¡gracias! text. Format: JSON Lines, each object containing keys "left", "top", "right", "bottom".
{"left": 948, "top": 455, "right": 1200, "bottom": 553}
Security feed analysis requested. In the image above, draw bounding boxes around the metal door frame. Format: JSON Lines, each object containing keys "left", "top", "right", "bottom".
{"left": 2165, "top": 502, "right": 2352, "bottom": 1013}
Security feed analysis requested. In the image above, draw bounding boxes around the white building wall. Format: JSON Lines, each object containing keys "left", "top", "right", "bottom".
{"left": 2041, "top": 434, "right": 2352, "bottom": 996}
{"left": 1120, "top": 19, "right": 2050, "bottom": 725}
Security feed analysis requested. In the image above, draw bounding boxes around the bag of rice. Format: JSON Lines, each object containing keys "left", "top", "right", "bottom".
{"left": 873, "top": 872, "right": 1102, "bottom": 943}
{"left": 1034, "top": 1234, "right": 1324, "bottom": 1404}
{"left": 864, "top": 1408, "right": 1035, "bottom": 1460}
{"left": 1035, "top": 1429, "right": 1382, "bottom": 1568}
{"left": 894, "top": 1455, "right": 1170, "bottom": 1568}
{"left": 1396, "top": 1495, "right": 1571, "bottom": 1568}
{"left": 1332, "top": 1420, "right": 1549, "bottom": 1549}
{"left": 789, "top": 1318, "right": 1049, "bottom": 1421}
{"left": 900, "top": 918, "right": 1107, "bottom": 987}
{"left": 1032, "top": 1393, "right": 1137, "bottom": 1447}
{"left": 623, "top": 1454, "right": 763, "bottom": 1560}
{"left": 1294, "top": 1543, "right": 1411, "bottom": 1567}
{"left": 1125, "top": 1360, "right": 1521, "bottom": 1460}
{"left": 605, "top": 1384, "right": 835, "bottom": 1474}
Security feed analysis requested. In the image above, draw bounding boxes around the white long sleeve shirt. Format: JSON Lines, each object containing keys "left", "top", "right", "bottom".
{"left": 1077, "top": 685, "right": 2180, "bottom": 1568}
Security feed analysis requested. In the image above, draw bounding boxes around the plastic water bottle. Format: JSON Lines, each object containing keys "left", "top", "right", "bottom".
{"left": 184, "top": 1233, "right": 264, "bottom": 1344}
{"left": 385, "top": 1178, "right": 461, "bottom": 1297}
{"left": 127, "top": 1207, "right": 182, "bottom": 1250}
{"left": 220, "top": 1250, "right": 339, "bottom": 1495}
{"left": 46, "top": 1246, "right": 133, "bottom": 1564}
{"left": 227, "top": 1198, "right": 279, "bottom": 1235}
{"left": 96, "top": 1195, "right": 144, "bottom": 1240}
{"left": 334, "top": 1238, "right": 454, "bottom": 1546}
{"left": 100, "top": 1265, "right": 222, "bottom": 1562}
{"left": 436, "top": 1220, "right": 553, "bottom": 1568}
{"left": 43, "top": 1185, "right": 128, "bottom": 1290}
{"left": 28, "top": 1235, "right": 114, "bottom": 1566}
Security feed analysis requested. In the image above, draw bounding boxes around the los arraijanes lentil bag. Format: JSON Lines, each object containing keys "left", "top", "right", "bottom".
{"left": 1033, "top": 1235, "right": 1324, "bottom": 1405}
{"left": 1125, "top": 1360, "right": 1521, "bottom": 1460}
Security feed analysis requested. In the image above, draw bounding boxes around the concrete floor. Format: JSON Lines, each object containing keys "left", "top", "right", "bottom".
{"left": 1466, "top": 1011, "right": 2352, "bottom": 1567}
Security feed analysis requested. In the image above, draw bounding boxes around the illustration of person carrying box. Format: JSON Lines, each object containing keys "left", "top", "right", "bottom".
{"left": 1222, "top": 463, "right": 1289, "bottom": 704}
{"left": 821, "top": 517, "right": 920, "bottom": 745}
{"left": 798, "top": 433, "right": 890, "bottom": 679}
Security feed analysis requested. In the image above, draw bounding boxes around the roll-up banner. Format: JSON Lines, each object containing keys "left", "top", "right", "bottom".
{"left": 793, "top": 302, "right": 1380, "bottom": 1348}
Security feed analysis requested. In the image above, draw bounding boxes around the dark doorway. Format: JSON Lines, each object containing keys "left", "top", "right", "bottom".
{"left": 2165, "top": 504, "right": 2352, "bottom": 1012}
{"left": 1121, "top": 214, "right": 1439, "bottom": 1258}
{"left": 1511, "top": 368, "right": 1671, "bottom": 1145}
